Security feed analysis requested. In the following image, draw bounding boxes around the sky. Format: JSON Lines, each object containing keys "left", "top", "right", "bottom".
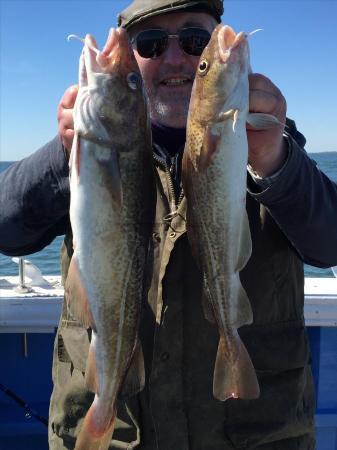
{"left": 0, "top": 0, "right": 336, "bottom": 161}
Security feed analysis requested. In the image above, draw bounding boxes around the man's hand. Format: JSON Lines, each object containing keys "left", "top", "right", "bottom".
{"left": 57, "top": 85, "right": 78, "bottom": 154}
{"left": 247, "top": 74, "right": 287, "bottom": 178}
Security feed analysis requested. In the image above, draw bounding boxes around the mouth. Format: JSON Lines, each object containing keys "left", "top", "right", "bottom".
{"left": 160, "top": 77, "right": 192, "bottom": 87}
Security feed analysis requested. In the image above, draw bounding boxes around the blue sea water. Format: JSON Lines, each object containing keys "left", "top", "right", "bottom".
{"left": 0, "top": 153, "right": 336, "bottom": 278}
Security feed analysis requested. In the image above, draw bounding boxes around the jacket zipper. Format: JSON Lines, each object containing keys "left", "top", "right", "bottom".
{"left": 152, "top": 151, "right": 184, "bottom": 213}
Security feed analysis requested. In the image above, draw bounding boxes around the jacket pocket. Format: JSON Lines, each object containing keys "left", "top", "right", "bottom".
{"left": 58, "top": 320, "right": 90, "bottom": 372}
{"left": 240, "top": 319, "right": 310, "bottom": 373}
{"left": 223, "top": 320, "right": 315, "bottom": 449}
{"left": 52, "top": 320, "right": 141, "bottom": 449}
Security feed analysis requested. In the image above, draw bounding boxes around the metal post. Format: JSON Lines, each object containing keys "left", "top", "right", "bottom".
{"left": 14, "top": 258, "right": 32, "bottom": 294}
{"left": 19, "top": 257, "right": 25, "bottom": 288}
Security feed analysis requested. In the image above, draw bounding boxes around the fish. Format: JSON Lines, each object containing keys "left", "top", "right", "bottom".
{"left": 65, "top": 28, "right": 155, "bottom": 449}
{"left": 182, "top": 24, "right": 279, "bottom": 401}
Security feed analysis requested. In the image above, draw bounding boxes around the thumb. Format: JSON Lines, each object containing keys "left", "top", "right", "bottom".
{"left": 60, "top": 84, "right": 79, "bottom": 109}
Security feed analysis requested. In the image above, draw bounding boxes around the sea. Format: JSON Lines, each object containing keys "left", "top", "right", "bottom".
{"left": 0, "top": 153, "right": 336, "bottom": 278}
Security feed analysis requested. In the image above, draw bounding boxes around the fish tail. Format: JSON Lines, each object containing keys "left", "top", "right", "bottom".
{"left": 75, "top": 398, "right": 115, "bottom": 450}
{"left": 213, "top": 333, "right": 260, "bottom": 401}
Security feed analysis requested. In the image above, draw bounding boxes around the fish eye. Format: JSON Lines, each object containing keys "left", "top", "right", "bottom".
{"left": 127, "top": 72, "right": 141, "bottom": 90}
{"left": 198, "top": 60, "right": 209, "bottom": 76}
{"left": 127, "top": 72, "right": 140, "bottom": 90}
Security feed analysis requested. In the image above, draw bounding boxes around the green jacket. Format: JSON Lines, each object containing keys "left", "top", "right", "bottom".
{"left": 49, "top": 138, "right": 315, "bottom": 450}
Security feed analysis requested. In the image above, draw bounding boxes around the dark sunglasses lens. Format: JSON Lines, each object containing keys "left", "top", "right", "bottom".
{"left": 136, "top": 30, "right": 168, "bottom": 58}
{"left": 179, "top": 28, "right": 211, "bottom": 56}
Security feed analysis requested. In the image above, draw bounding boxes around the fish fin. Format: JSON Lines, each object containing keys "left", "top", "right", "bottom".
{"left": 233, "top": 109, "right": 240, "bottom": 132}
{"left": 218, "top": 109, "right": 239, "bottom": 133}
{"left": 95, "top": 147, "right": 123, "bottom": 208}
{"left": 65, "top": 256, "right": 96, "bottom": 330}
{"left": 232, "top": 281, "right": 254, "bottom": 328}
{"left": 235, "top": 212, "right": 252, "bottom": 272}
{"left": 75, "top": 135, "right": 82, "bottom": 179}
{"left": 202, "top": 279, "right": 217, "bottom": 323}
{"left": 197, "top": 126, "right": 222, "bottom": 172}
{"left": 218, "top": 109, "right": 236, "bottom": 122}
{"left": 213, "top": 332, "right": 260, "bottom": 401}
{"left": 121, "top": 340, "right": 145, "bottom": 398}
{"left": 69, "top": 133, "right": 81, "bottom": 181}
{"left": 247, "top": 112, "right": 284, "bottom": 129}
{"left": 75, "top": 400, "right": 115, "bottom": 450}
{"left": 85, "top": 338, "right": 100, "bottom": 395}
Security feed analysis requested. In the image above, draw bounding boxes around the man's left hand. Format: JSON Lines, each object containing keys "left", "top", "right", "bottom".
{"left": 247, "top": 73, "right": 288, "bottom": 178}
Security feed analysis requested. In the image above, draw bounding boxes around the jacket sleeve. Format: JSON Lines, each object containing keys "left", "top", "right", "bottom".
{"left": 0, "top": 136, "right": 71, "bottom": 256}
{"left": 247, "top": 121, "right": 337, "bottom": 268}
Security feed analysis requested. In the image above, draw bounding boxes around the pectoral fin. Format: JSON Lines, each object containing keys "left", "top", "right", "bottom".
{"left": 247, "top": 112, "right": 284, "bottom": 129}
{"left": 218, "top": 109, "right": 239, "bottom": 132}
{"left": 69, "top": 134, "right": 81, "bottom": 182}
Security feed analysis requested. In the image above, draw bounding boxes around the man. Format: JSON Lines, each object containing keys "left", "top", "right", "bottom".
{"left": 1, "top": 1, "right": 337, "bottom": 449}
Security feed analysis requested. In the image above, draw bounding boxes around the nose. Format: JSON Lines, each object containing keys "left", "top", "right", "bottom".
{"left": 162, "top": 36, "right": 187, "bottom": 64}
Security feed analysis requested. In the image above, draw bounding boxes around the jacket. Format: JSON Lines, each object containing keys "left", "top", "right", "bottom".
{"left": 1, "top": 122, "right": 336, "bottom": 449}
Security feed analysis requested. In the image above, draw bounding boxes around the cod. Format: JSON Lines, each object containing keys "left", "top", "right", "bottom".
{"left": 182, "top": 25, "right": 278, "bottom": 401}
{"left": 66, "top": 28, "right": 155, "bottom": 449}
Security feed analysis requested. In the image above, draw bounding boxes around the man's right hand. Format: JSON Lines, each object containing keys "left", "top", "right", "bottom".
{"left": 57, "top": 85, "right": 78, "bottom": 154}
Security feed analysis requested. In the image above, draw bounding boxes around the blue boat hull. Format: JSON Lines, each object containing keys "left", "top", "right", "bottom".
{"left": 1, "top": 329, "right": 336, "bottom": 450}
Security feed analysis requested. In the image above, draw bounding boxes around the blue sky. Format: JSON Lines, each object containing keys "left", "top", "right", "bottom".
{"left": 0, "top": 0, "right": 336, "bottom": 161}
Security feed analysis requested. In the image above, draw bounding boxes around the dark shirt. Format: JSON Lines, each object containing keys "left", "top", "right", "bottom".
{"left": 0, "top": 127, "right": 337, "bottom": 268}
{"left": 151, "top": 121, "right": 186, "bottom": 157}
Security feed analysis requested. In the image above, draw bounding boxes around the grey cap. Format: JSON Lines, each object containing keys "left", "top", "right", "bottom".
{"left": 118, "top": 0, "right": 224, "bottom": 30}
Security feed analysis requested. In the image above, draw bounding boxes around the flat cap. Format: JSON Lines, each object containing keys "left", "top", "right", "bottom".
{"left": 118, "top": 0, "right": 224, "bottom": 30}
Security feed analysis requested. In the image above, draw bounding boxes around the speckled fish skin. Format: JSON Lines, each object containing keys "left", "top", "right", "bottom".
{"left": 66, "top": 28, "right": 155, "bottom": 450}
{"left": 182, "top": 24, "right": 260, "bottom": 402}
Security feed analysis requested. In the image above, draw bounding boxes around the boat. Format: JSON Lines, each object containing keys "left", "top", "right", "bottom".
{"left": 0, "top": 260, "right": 336, "bottom": 450}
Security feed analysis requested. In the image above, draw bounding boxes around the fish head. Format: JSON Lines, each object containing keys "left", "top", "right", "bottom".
{"left": 188, "top": 24, "right": 250, "bottom": 126}
{"left": 79, "top": 28, "right": 151, "bottom": 149}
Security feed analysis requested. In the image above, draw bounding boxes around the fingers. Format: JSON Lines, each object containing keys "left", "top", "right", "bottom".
{"left": 57, "top": 85, "right": 78, "bottom": 153}
{"left": 247, "top": 74, "right": 288, "bottom": 177}
{"left": 59, "top": 84, "right": 78, "bottom": 109}
{"left": 248, "top": 73, "right": 286, "bottom": 124}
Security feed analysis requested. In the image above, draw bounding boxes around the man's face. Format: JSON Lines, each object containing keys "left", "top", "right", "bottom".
{"left": 129, "top": 11, "right": 217, "bottom": 128}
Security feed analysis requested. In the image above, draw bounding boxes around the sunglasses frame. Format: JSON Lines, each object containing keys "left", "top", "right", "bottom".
{"left": 130, "top": 27, "right": 211, "bottom": 59}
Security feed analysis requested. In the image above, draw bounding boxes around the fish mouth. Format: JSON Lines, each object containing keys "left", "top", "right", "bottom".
{"left": 97, "top": 28, "right": 138, "bottom": 73}
{"left": 218, "top": 25, "right": 246, "bottom": 63}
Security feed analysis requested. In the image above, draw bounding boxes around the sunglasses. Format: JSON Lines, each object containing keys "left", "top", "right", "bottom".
{"left": 130, "top": 27, "right": 211, "bottom": 59}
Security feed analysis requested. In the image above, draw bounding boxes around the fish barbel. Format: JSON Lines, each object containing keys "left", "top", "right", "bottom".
{"left": 66, "top": 28, "right": 155, "bottom": 449}
{"left": 182, "top": 25, "right": 271, "bottom": 401}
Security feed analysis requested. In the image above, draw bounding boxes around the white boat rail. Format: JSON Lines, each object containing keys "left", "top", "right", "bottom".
{"left": 0, "top": 274, "right": 336, "bottom": 332}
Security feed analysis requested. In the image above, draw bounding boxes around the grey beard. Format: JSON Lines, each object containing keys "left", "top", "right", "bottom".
{"left": 151, "top": 100, "right": 169, "bottom": 120}
{"left": 150, "top": 98, "right": 190, "bottom": 125}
